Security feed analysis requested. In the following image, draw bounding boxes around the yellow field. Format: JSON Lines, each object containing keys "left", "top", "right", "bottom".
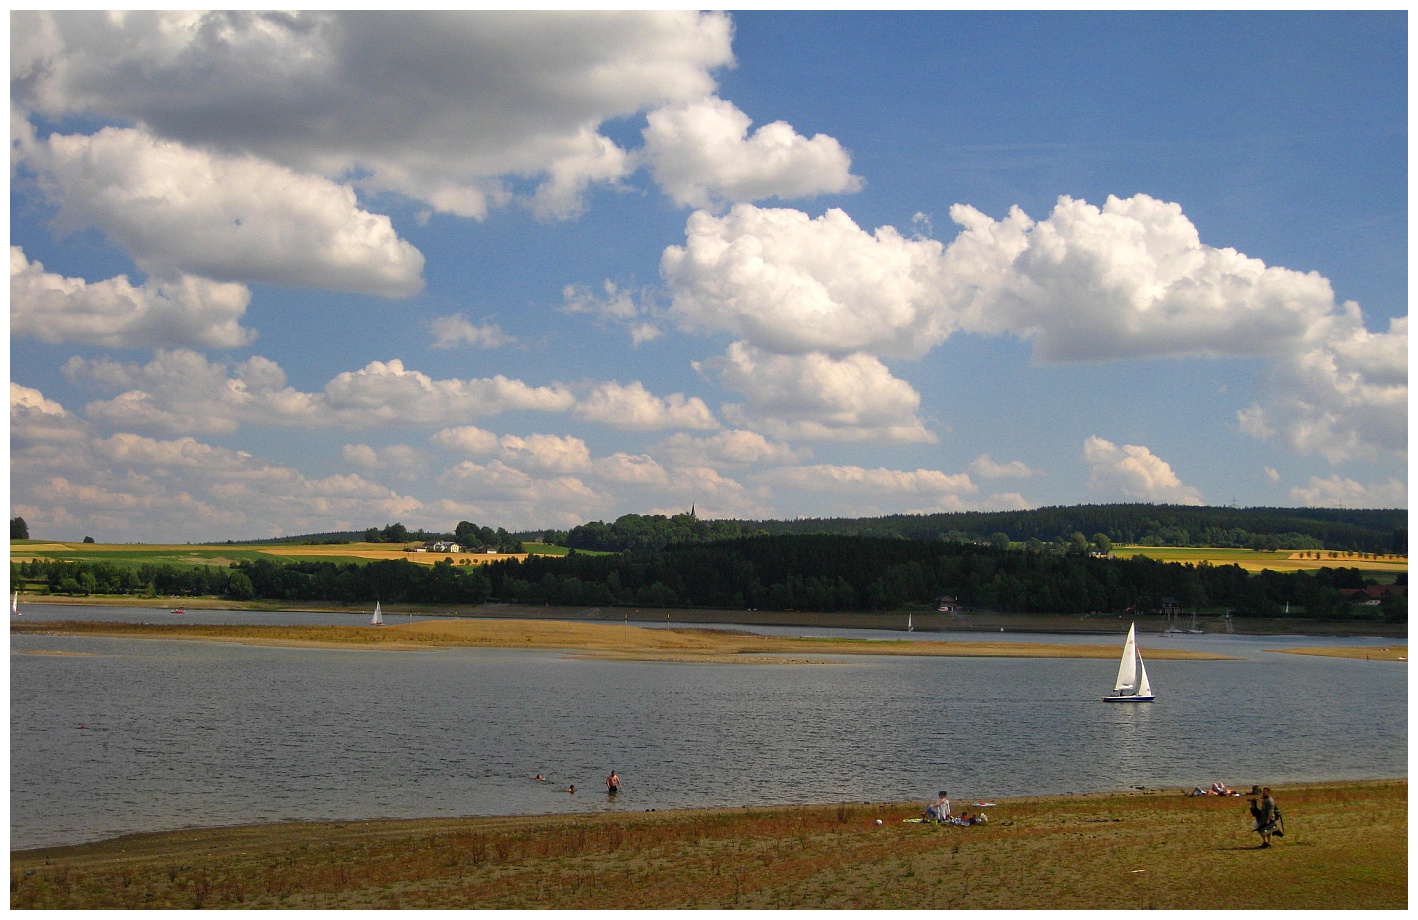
{"left": 9, "top": 541, "right": 525, "bottom": 567}
{"left": 1115, "top": 545, "right": 1407, "bottom": 574}
{"left": 259, "top": 544, "right": 527, "bottom": 566}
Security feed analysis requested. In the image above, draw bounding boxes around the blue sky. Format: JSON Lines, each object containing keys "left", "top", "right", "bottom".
{"left": 9, "top": 11, "right": 1407, "bottom": 543}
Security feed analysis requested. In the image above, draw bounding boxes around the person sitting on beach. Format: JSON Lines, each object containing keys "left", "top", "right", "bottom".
{"left": 924, "top": 791, "right": 951, "bottom": 823}
{"left": 1211, "top": 781, "right": 1233, "bottom": 796}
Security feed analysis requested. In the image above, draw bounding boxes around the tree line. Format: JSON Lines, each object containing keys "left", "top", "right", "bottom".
{"left": 543, "top": 506, "right": 1405, "bottom": 556}
{"left": 14, "top": 534, "right": 1404, "bottom": 622}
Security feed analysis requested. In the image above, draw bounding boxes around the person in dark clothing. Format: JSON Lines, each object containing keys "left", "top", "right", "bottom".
{"left": 1250, "top": 787, "right": 1279, "bottom": 847}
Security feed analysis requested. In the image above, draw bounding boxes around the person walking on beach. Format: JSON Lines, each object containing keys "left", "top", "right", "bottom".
{"left": 606, "top": 770, "right": 621, "bottom": 795}
{"left": 1250, "top": 787, "right": 1279, "bottom": 847}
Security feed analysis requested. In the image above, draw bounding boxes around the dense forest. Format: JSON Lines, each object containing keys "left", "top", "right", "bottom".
{"left": 242, "top": 505, "right": 1406, "bottom": 556}
{"left": 13, "top": 534, "right": 1405, "bottom": 622}
{"left": 549, "top": 506, "right": 1405, "bottom": 555}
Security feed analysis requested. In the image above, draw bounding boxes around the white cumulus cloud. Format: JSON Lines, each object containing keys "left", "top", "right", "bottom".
{"left": 11, "top": 11, "right": 748, "bottom": 220}
{"left": 1238, "top": 315, "right": 1406, "bottom": 463}
{"left": 18, "top": 126, "right": 425, "bottom": 297}
{"left": 11, "top": 247, "right": 256, "bottom": 348}
{"left": 573, "top": 380, "right": 719, "bottom": 431}
{"left": 643, "top": 96, "right": 861, "bottom": 209}
{"left": 1082, "top": 436, "right": 1204, "bottom": 505}
{"left": 704, "top": 343, "right": 933, "bottom": 444}
{"left": 63, "top": 351, "right": 577, "bottom": 434}
{"left": 663, "top": 204, "right": 953, "bottom": 359}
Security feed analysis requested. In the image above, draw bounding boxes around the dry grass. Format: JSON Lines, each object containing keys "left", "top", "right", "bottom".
{"left": 10, "top": 781, "right": 1405, "bottom": 909}
{"left": 10, "top": 618, "right": 1237, "bottom": 662}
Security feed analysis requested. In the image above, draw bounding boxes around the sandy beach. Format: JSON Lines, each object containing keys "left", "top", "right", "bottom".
{"left": 10, "top": 780, "right": 1405, "bottom": 909}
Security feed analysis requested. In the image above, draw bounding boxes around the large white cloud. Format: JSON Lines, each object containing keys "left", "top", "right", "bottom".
{"left": 642, "top": 97, "right": 861, "bottom": 209}
{"left": 19, "top": 126, "right": 425, "bottom": 297}
{"left": 10, "top": 11, "right": 778, "bottom": 221}
{"left": 948, "top": 194, "right": 1354, "bottom": 363}
{"left": 1081, "top": 436, "right": 1204, "bottom": 505}
{"left": 659, "top": 195, "right": 1405, "bottom": 466}
{"left": 663, "top": 204, "right": 953, "bottom": 359}
{"left": 703, "top": 343, "right": 934, "bottom": 443}
{"left": 11, "top": 246, "right": 256, "bottom": 348}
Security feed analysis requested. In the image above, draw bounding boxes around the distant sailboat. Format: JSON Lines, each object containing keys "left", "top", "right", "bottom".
{"left": 370, "top": 601, "right": 384, "bottom": 626}
{"left": 907, "top": 612, "right": 914, "bottom": 632}
{"left": 1103, "top": 623, "right": 1155, "bottom": 702}
{"left": 11, "top": 591, "right": 19, "bottom": 616}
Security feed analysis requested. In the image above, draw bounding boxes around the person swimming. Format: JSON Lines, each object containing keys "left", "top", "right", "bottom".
{"left": 606, "top": 770, "right": 621, "bottom": 794}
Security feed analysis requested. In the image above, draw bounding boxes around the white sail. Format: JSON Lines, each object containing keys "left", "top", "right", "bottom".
{"left": 907, "top": 612, "right": 913, "bottom": 632}
{"left": 370, "top": 602, "right": 383, "bottom": 626}
{"left": 1113, "top": 623, "right": 1138, "bottom": 692}
{"left": 11, "top": 591, "right": 18, "bottom": 614}
{"left": 1136, "top": 649, "right": 1152, "bottom": 698}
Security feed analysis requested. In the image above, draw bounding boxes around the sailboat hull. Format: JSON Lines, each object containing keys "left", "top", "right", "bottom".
{"left": 1102, "top": 694, "right": 1155, "bottom": 702}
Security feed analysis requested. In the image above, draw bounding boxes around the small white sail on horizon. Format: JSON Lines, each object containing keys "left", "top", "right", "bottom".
{"left": 907, "top": 612, "right": 913, "bottom": 632}
{"left": 12, "top": 591, "right": 19, "bottom": 615}
{"left": 370, "top": 601, "right": 384, "bottom": 627}
{"left": 1104, "top": 622, "right": 1154, "bottom": 702}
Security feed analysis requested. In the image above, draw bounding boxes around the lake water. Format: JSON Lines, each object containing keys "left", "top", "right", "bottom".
{"left": 10, "top": 606, "right": 1407, "bottom": 850}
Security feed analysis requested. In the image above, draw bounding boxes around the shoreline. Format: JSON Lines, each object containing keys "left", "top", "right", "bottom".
{"left": 12, "top": 779, "right": 1406, "bottom": 909}
{"left": 14, "top": 593, "right": 1408, "bottom": 638}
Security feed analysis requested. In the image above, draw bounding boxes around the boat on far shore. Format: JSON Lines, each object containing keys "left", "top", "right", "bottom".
{"left": 170, "top": 608, "right": 186, "bottom": 615}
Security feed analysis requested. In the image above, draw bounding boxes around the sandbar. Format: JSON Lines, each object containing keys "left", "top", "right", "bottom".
{"left": 10, "top": 618, "right": 1238, "bottom": 661}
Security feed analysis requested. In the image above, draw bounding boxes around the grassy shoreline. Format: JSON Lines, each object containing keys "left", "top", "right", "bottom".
{"left": 11, "top": 780, "right": 1406, "bottom": 909}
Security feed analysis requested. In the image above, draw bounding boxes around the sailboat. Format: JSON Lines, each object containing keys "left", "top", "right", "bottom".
{"left": 906, "top": 612, "right": 913, "bottom": 632}
{"left": 1103, "top": 622, "right": 1154, "bottom": 702}
{"left": 370, "top": 601, "right": 384, "bottom": 627}
{"left": 11, "top": 591, "right": 19, "bottom": 616}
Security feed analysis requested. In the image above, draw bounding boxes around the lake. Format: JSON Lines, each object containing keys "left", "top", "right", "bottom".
{"left": 10, "top": 606, "right": 1407, "bottom": 850}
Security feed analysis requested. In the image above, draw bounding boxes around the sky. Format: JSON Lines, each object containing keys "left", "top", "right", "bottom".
{"left": 8, "top": 11, "right": 1409, "bottom": 543}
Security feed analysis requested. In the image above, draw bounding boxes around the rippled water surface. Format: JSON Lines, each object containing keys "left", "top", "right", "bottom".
{"left": 10, "top": 609, "right": 1407, "bottom": 849}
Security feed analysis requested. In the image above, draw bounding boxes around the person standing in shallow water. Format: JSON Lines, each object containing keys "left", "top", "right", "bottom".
{"left": 606, "top": 770, "right": 621, "bottom": 795}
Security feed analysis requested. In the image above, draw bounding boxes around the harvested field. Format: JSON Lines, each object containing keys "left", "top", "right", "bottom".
{"left": 9, "top": 618, "right": 1237, "bottom": 662}
{"left": 9, "top": 780, "right": 1405, "bottom": 909}
{"left": 1115, "top": 545, "right": 1407, "bottom": 574}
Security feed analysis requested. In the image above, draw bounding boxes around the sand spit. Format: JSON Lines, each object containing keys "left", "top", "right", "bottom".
{"left": 10, "top": 618, "right": 1237, "bottom": 662}
{"left": 1274, "top": 645, "right": 1407, "bottom": 662}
